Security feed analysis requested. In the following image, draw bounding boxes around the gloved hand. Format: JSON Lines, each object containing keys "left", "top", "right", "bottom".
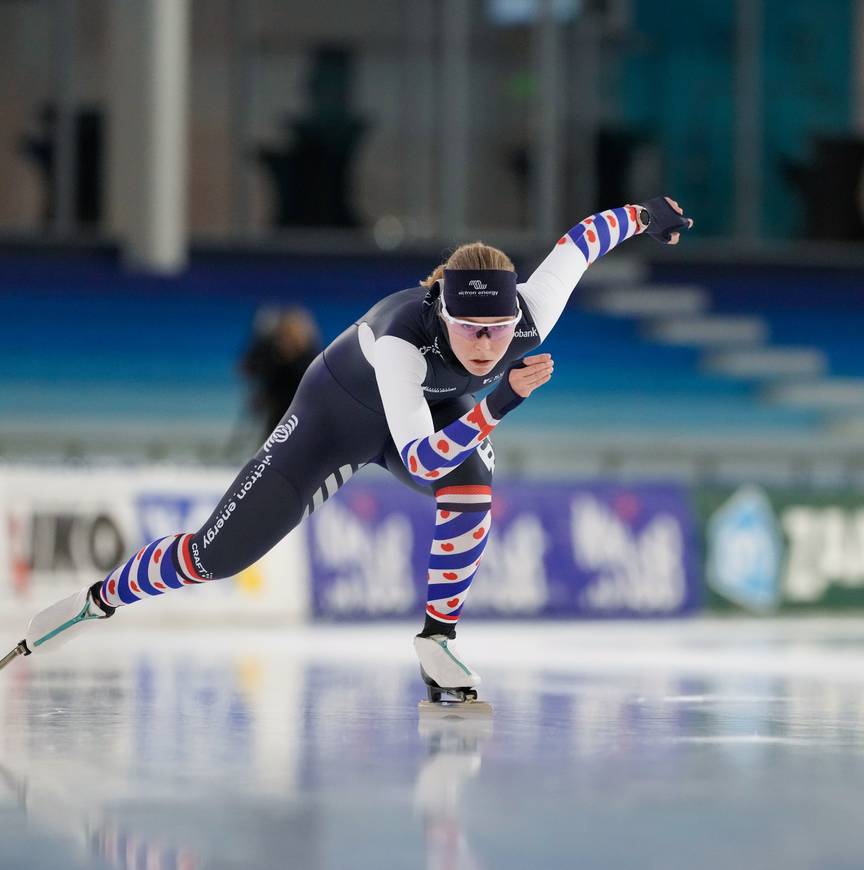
{"left": 639, "top": 196, "right": 694, "bottom": 244}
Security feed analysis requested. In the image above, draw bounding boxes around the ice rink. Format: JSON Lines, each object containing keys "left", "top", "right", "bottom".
{"left": 2, "top": 618, "right": 864, "bottom": 869}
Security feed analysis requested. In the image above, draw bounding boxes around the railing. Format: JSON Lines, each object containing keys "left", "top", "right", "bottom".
{"left": 2, "top": 420, "right": 863, "bottom": 489}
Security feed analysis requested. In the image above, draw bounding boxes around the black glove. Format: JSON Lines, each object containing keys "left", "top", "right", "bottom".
{"left": 485, "top": 360, "right": 527, "bottom": 420}
{"left": 639, "top": 196, "right": 693, "bottom": 244}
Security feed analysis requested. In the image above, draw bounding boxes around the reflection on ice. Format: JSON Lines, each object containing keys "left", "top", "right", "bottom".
{"left": 416, "top": 715, "right": 493, "bottom": 870}
{"left": 0, "top": 756, "right": 200, "bottom": 870}
{"left": 1, "top": 621, "right": 864, "bottom": 869}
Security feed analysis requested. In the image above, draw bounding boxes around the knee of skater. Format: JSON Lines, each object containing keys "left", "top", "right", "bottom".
{"left": 433, "top": 483, "right": 492, "bottom": 516}
{"left": 177, "top": 533, "right": 224, "bottom": 582}
{"left": 181, "top": 533, "right": 261, "bottom": 585}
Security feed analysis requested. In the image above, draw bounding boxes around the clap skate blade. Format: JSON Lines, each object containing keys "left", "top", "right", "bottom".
{"left": 418, "top": 668, "right": 492, "bottom": 715}
{"left": 0, "top": 642, "right": 30, "bottom": 674}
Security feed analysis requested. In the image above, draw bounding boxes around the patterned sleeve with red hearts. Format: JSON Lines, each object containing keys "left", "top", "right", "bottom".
{"left": 400, "top": 396, "right": 499, "bottom": 487}
{"left": 399, "top": 370, "right": 523, "bottom": 486}
{"left": 563, "top": 205, "right": 646, "bottom": 266}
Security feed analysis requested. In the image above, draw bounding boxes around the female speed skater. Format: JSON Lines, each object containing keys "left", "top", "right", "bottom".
{"left": 2, "top": 196, "right": 693, "bottom": 706}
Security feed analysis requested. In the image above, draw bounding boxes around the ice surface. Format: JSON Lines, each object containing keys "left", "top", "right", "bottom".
{"left": 2, "top": 618, "right": 864, "bottom": 869}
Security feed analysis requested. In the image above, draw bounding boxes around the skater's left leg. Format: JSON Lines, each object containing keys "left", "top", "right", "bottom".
{"left": 380, "top": 423, "right": 494, "bottom": 643}
{"left": 415, "top": 452, "right": 493, "bottom": 699}
{"left": 420, "top": 450, "right": 493, "bottom": 639}
{"left": 377, "top": 403, "right": 496, "bottom": 700}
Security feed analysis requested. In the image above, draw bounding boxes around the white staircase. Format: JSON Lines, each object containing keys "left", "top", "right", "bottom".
{"left": 586, "top": 282, "right": 859, "bottom": 425}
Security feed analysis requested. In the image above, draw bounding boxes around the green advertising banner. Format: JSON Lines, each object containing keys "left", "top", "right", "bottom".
{"left": 697, "top": 486, "right": 864, "bottom": 613}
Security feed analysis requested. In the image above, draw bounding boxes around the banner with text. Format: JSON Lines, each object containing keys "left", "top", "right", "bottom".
{"left": 699, "top": 485, "right": 864, "bottom": 613}
{"left": 307, "top": 480, "right": 700, "bottom": 619}
{"left": 0, "top": 465, "right": 308, "bottom": 623}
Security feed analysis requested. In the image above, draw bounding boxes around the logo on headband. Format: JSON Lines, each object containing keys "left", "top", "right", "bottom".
{"left": 468, "top": 279, "right": 488, "bottom": 290}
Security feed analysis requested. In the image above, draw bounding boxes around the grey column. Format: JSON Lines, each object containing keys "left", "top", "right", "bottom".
{"left": 228, "top": 0, "right": 256, "bottom": 236}
{"left": 403, "top": 0, "right": 436, "bottom": 237}
{"left": 440, "top": 0, "right": 470, "bottom": 240}
{"left": 734, "top": 0, "right": 763, "bottom": 240}
{"left": 108, "top": 0, "right": 190, "bottom": 272}
{"left": 534, "top": 0, "right": 563, "bottom": 240}
{"left": 107, "top": 1, "right": 135, "bottom": 246}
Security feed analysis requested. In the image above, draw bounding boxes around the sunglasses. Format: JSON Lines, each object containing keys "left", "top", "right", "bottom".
{"left": 439, "top": 297, "right": 522, "bottom": 340}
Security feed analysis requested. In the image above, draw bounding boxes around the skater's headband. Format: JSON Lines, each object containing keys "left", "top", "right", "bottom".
{"left": 442, "top": 269, "right": 518, "bottom": 318}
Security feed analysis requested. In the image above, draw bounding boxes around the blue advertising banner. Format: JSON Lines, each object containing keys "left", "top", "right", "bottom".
{"left": 306, "top": 480, "right": 700, "bottom": 619}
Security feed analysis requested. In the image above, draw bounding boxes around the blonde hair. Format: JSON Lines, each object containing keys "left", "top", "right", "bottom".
{"left": 421, "top": 242, "right": 515, "bottom": 287}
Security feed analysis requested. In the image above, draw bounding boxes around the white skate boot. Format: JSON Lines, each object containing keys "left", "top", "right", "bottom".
{"left": 0, "top": 584, "right": 114, "bottom": 672}
{"left": 414, "top": 635, "right": 491, "bottom": 714}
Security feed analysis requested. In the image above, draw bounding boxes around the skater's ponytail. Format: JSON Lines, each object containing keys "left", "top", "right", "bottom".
{"left": 421, "top": 243, "right": 515, "bottom": 288}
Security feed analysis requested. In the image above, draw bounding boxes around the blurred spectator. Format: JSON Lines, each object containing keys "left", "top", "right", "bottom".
{"left": 240, "top": 306, "right": 322, "bottom": 440}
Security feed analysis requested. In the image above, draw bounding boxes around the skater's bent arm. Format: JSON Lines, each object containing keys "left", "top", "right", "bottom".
{"left": 373, "top": 336, "right": 523, "bottom": 487}
{"left": 518, "top": 205, "right": 648, "bottom": 342}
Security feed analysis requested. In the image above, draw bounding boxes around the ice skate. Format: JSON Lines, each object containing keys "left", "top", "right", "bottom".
{"left": 0, "top": 583, "right": 115, "bottom": 673}
{"left": 414, "top": 635, "right": 492, "bottom": 715}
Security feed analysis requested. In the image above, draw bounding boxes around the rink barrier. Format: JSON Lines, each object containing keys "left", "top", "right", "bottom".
{"left": 22, "top": 467, "right": 862, "bottom": 621}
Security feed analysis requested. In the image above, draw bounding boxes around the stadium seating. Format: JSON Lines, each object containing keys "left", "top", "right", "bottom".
{"left": 0, "top": 254, "right": 855, "bottom": 452}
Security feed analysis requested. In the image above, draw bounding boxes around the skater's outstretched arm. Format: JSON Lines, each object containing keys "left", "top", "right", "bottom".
{"left": 519, "top": 196, "right": 694, "bottom": 341}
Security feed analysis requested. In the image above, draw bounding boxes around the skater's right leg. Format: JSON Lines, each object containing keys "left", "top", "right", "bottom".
{"left": 98, "top": 451, "right": 306, "bottom": 608}
{"left": 97, "top": 352, "right": 394, "bottom": 611}
{"left": 22, "top": 452, "right": 307, "bottom": 654}
{"left": 20, "top": 355, "right": 393, "bottom": 654}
